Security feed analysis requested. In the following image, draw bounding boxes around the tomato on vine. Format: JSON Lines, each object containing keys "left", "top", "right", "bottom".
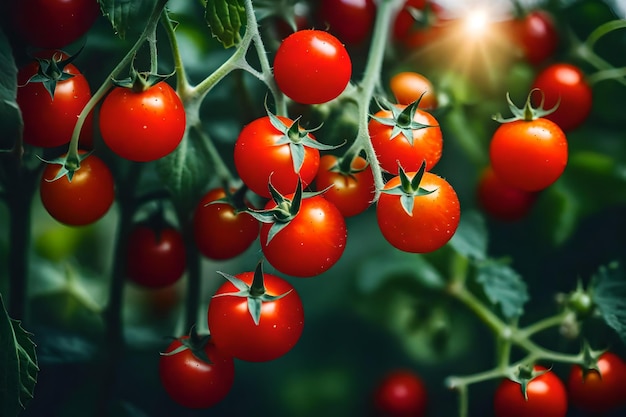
{"left": 531, "top": 63, "right": 593, "bottom": 132}
{"left": 273, "top": 29, "right": 352, "bottom": 104}
{"left": 317, "top": 0, "right": 375, "bottom": 45}
{"left": 476, "top": 166, "right": 538, "bottom": 222}
{"left": 512, "top": 10, "right": 559, "bottom": 65}
{"left": 490, "top": 91, "right": 568, "bottom": 191}
{"left": 99, "top": 79, "right": 186, "bottom": 162}
{"left": 376, "top": 162, "right": 460, "bottom": 253}
{"left": 369, "top": 100, "right": 442, "bottom": 175}
{"left": 125, "top": 223, "right": 186, "bottom": 288}
{"left": 11, "top": 0, "right": 100, "bottom": 49}
{"left": 234, "top": 112, "right": 334, "bottom": 198}
{"left": 207, "top": 261, "right": 304, "bottom": 362}
{"left": 389, "top": 71, "right": 438, "bottom": 109}
{"left": 159, "top": 331, "right": 235, "bottom": 409}
{"left": 314, "top": 154, "right": 375, "bottom": 217}
{"left": 393, "top": 0, "right": 447, "bottom": 49}
{"left": 40, "top": 152, "right": 115, "bottom": 226}
{"left": 192, "top": 187, "right": 260, "bottom": 260}
{"left": 567, "top": 351, "right": 626, "bottom": 414}
{"left": 17, "top": 51, "right": 93, "bottom": 148}
{"left": 373, "top": 369, "right": 427, "bottom": 417}
{"left": 494, "top": 366, "right": 567, "bottom": 417}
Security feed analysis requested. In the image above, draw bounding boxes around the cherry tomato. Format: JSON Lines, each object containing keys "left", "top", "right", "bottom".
{"left": 125, "top": 224, "right": 186, "bottom": 288}
{"left": 17, "top": 51, "right": 93, "bottom": 148}
{"left": 274, "top": 30, "right": 352, "bottom": 104}
{"left": 567, "top": 352, "right": 626, "bottom": 414}
{"left": 369, "top": 105, "right": 442, "bottom": 175}
{"left": 376, "top": 170, "right": 460, "bottom": 253}
{"left": 373, "top": 369, "right": 427, "bottom": 417}
{"left": 159, "top": 336, "right": 235, "bottom": 409}
{"left": 314, "top": 155, "right": 375, "bottom": 217}
{"left": 389, "top": 72, "right": 438, "bottom": 109}
{"left": 476, "top": 166, "right": 538, "bottom": 222}
{"left": 513, "top": 10, "right": 559, "bottom": 65}
{"left": 531, "top": 63, "right": 593, "bottom": 132}
{"left": 11, "top": 0, "right": 100, "bottom": 49}
{"left": 192, "top": 188, "right": 259, "bottom": 260}
{"left": 489, "top": 117, "right": 567, "bottom": 191}
{"left": 99, "top": 82, "right": 186, "bottom": 162}
{"left": 393, "top": 0, "right": 447, "bottom": 49}
{"left": 234, "top": 115, "right": 321, "bottom": 198}
{"left": 40, "top": 153, "right": 115, "bottom": 226}
{"left": 260, "top": 194, "right": 347, "bottom": 277}
{"left": 318, "top": 0, "right": 375, "bottom": 45}
{"left": 494, "top": 366, "right": 568, "bottom": 417}
{"left": 207, "top": 271, "right": 304, "bottom": 362}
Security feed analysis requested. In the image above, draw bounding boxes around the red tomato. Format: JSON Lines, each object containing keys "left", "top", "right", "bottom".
{"left": 318, "top": 0, "right": 375, "bottom": 45}
{"left": 125, "top": 224, "right": 186, "bottom": 288}
{"left": 393, "top": 0, "right": 447, "bottom": 49}
{"left": 314, "top": 155, "right": 375, "bottom": 217}
{"left": 207, "top": 271, "right": 304, "bottom": 362}
{"left": 234, "top": 115, "right": 321, "bottom": 198}
{"left": 159, "top": 336, "right": 235, "bottom": 409}
{"left": 99, "top": 82, "right": 186, "bottom": 162}
{"left": 369, "top": 105, "right": 442, "bottom": 175}
{"left": 192, "top": 188, "right": 260, "bottom": 260}
{"left": 260, "top": 194, "right": 347, "bottom": 277}
{"left": 373, "top": 369, "right": 427, "bottom": 417}
{"left": 489, "top": 117, "right": 567, "bottom": 191}
{"left": 513, "top": 10, "right": 559, "bottom": 65}
{"left": 40, "top": 153, "right": 115, "bottom": 226}
{"left": 494, "top": 366, "right": 568, "bottom": 417}
{"left": 531, "top": 63, "right": 592, "bottom": 132}
{"left": 389, "top": 72, "right": 438, "bottom": 109}
{"left": 476, "top": 166, "right": 538, "bottom": 222}
{"left": 11, "top": 0, "right": 100, "bottom": 49}
{"left": 274, "top": 30, "right": 352, "bottom": 104}
{"left": 567, "top": 352, "right": 626, "bottom": 414}
{"left": 17, "top": 52, "right": 93, "bottom": 148}
{"left": 376, "top": 170, "right": 460, "bottom": 253}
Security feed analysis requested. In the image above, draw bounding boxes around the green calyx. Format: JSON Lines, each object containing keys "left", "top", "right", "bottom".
{"left": 159, "top": 325, "right": 213, "bottom": 365}
{"left": 213, "top": 260, "right": 292, "bottom": 325}
{"left": 380, "top": 161, "right": 436, "bottom": 216}
{"left": 332, "top": 152, "right": 370, "bottom": 178}
{"left": 577, "top": 341, "right": 607, "bottom": 380}
{"left": 204, "top": 184, "right": 250, "bottom": 214}
{"left": 492, "top": 89, "right": 559, "bottom": 123}
{"left": 508, "top": 363, "right": 551, "bottom": 401}
{"left": 111, "top": 66, "right": 172, "bottom": 93}
{"left": 38, "top": 151, "right": 92, "bottom": 183}
{"left": 370, "top": 95, "right": 436, "bottom": 146}
{"left": 27, "top": 49, "right": 82, "bottom": 99}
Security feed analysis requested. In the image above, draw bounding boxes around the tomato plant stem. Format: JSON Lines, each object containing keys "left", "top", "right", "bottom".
{"left": 182, "top": 228, "right": 202, "bottom": 332}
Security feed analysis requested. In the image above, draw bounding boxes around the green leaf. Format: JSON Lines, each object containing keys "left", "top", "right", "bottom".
{"left": 476, "top": 261, "right": 528, "bottom": 319}
{"left": 591, "top": 262, "right": 626, "bottom": 343}
{"left": 449, "top": 210, "right": 488, "bottom": 261}
{"left": 0, "top": 294, "right": 39, "bottom": 416}
{"left": 0, "top": 27, "right": 21, "bottom": 150}
{"left": 205, "top": 0, "right": 246, "bottom": 48}
{"left": 98, "top": 0, "right": 158, "bottom": 39}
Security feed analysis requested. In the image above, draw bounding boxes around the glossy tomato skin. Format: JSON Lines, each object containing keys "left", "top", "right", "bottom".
{"left": 514, "top": 10, "right": 559, "bottom": 65}
{"left": 40, "top": 153, "right": 115, "bottom": 226}
{"left": 125, "top": 225, "right": 186, "bottom": 288}
{"left": 261, "top": 195, "right": 347, "bottom": 277}
{"left": 373, "top": 369, "right": 427, "bottom": 417}
{"left": 17, "top": 53, "right": 93, "bottom": 148}
{"left": 376, "top": 171, "right": 460, "bottom": 253}
{"left": 207, "top": 272, "right": 304, "bottom": 362}
{"left": 314, "top": 155, "right": 375, "bottom": 217}
{"left": 234, "top": 116, "right": 320, "bottom": 198}
{"left": 274, "top": 30, "right": 352, "bottom": 104}
{"left": 318, "top": 0, "right": 375, "bottom": 45}
{"left": 192, "top": 188, "right": 260, "bottom": 260}
{"left": 99, "top": 82, "right": 186, "bottom": 162}
{"left": 393, "top": 0, "right": 446, "bottom": 49}
{"left": 567, "top": 352, "right": 626, "bottom": 414}
{"left": 476, "top": 166, "right": 538, "bottom": 222}
{"left": 489, "top": 118, "right": 567, "bottom": 191}
{"left": 11, "top": 0, "right": 100, "bottom": 49}
{"left": 159, "top": 336, "right": 235, "bottom": 409}
{"left": 390, "top": 72, "right": 438, "bottom": 109}
{"left": 369, "top": 106, "right": 442, "bottom": 175}
{"left": 494, "top": 366, "right": 568, "bottom": 417}
{"left": 532, "top": 63, "right": 592, "bottom": 132}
